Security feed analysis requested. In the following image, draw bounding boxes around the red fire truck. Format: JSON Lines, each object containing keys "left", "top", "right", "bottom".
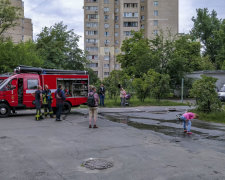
{"left": 0, "top": 66, "right": 89, "bottom": 117}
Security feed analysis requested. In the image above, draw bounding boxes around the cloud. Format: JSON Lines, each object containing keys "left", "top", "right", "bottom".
{"left": 23, "top": 0, "right": 225, "bottom": 50}
{"left": 24, "top": 0, "right": 84, "bottom": 48}
{"left": 179, "top": 0, "right": 195, "bottom": 33}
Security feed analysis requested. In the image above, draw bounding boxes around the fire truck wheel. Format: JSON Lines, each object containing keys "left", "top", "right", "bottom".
{"left": 0, "top": 104, "right": 10, "bottom": 118}
{"left": 63, "top": 102, "right": 71, "bottom": 114}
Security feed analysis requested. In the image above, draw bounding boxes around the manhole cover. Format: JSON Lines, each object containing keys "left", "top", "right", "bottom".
{"left": 82, "top": 158, "right": 113, "bottom": 170}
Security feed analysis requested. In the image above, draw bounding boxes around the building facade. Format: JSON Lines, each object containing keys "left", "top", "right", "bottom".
{"left": 84, "top": 0, "right": 179, "bottom": 80}
{"left": 3, "top": 0, "right": 33, "bottom": 43}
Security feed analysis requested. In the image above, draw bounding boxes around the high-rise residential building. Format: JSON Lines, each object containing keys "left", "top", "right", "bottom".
{"left": 84, "top": 0, "right": 178, "bottom": 80}
{"left": 3, "top": 0, "right": 33, "bottom": 43}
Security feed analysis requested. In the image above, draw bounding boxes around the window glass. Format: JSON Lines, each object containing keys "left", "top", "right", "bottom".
{"left": 27, "top": 79, "right": 38, "bottom": 89}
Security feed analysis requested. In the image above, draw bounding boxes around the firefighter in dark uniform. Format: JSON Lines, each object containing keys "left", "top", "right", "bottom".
{"left": 42, "top": 84, "right": 53, "bottom": 118}
{"left": 35, "top": 85, "right": 44, "bottom": 121}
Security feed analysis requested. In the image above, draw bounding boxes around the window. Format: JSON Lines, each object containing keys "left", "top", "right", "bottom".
{"left": 154, "top": 30, "right": 158, "bottom": 35}
{"left": 115, "top": 8, "right": 119, "bottom": 13}
{"left": 141, "top": 16, "right": 145, "bottom": 20}
{"left": 104, "top": 7, "right": 109, "bottom": 12}
{"left": 86, "top": 22, "right": 98, "bottom": 28}
{"left": 141, "top": 24, "right": 145, "bottom": 29}
{"left": 85, "top": 0, "right": 98, "bottom": 2}
{"left": 104, "top": 32, "right": 110, "bottom": 36}
{"left": 104, "top": 47, "right": 110, "bottom": 53}
{"left": 141, "top": 6, "right": 144, "bottom": 11}
{"left": 124, "top": 22, "right": 138, "bottom": 27}
{"left": 115, "top": 64, "right": 120, "bottom": 69}
{"left": 124, "top": 3, "right": 138, "bottom": 8}
{"left": 104, "top": 64, "right": 110, "bottom": 68}
{"left": 104, "top": 72, "right": 110, "bottom": 76}
{"left": 87, "top": 14, "right": 98, "bottom": 20}
{"left": 85, "top": 6, "right": 98, "bottom": 11}
{"left": 115, "top": 24, "right": 119, "bottom": 28}
{"left": 104, "top": 23, "right": 109, "bottom": 28}
{"left": 89, "top": 63, "right": 98, "bottom": 68}
{"left": 115, "top": 32, "right": 118, "bottom": 37}
{"left": 87, "top": 55, "right": 98, "bottom": 60}
{"left": 104, "top": 56, "right": 110, "bottom": 60}
{"left": 154, "top": 1, "right": 158, "bottom": 6}
{"left": 124, "top": 12, "right": 138, "bottom": 18}
{"left": 115, "top": 16, "right": 119, "bottom": 21}
{"left": 86, "top": 30, "right": 98, "bottom": 35}
{"left": 86, "top": 38, "right": 98, "bottom": 44}
{"left": 154, "top": 20, "right": 158, "bottom": 26}
{"left": 104, "top": 0, "right": 109, "bottom": 3}
{"left": 124, "top": 31, "right": 132, "bottom": 36}
{"left": 28, "top": 79, "right": 38, "bottom": 89}
{"left": 115, "top": 40, "right": 119, "bottom": 44}
{"left": 104, "top": 15, "right": 109, "bottom": 20}
{"left": 104, "top": 40, "right": 110, "bottom": 45}
{"left": 86, "top": 47, "right": 98, "bottom": 51}
{"left": 115, "top": 48, "right": 120, "bottom": 54}
{"left": 154, "top": 10, "right": 158, "bottom": 16}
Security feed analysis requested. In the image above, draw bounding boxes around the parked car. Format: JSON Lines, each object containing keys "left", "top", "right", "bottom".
{"left": 218, "top": 84, "right": 225, "bottom": 102}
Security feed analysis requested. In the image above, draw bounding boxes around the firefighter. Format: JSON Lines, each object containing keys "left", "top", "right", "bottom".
{"left": 34, "top": 85, "right": 44, "bottom": 121}
{"left": 55, "top": 84, "right": 66, "bottom": 121}
{"left": 42, "top": 84, "right": 54, "bottom": 118}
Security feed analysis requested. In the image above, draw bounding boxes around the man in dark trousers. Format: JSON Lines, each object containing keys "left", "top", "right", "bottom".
{"left": 55, "top": 84, "right": 66, "bottom": 121}
{"left": 34, "top": 85, "right": 44, "bottom": 121}
{"left": 42, "top": 84, "right": 54, "bottom": 118}
{"left": 98, "top": 83, "right": 105, "bottom": 107}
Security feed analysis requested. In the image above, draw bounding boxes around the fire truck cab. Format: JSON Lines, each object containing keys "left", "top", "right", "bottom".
{"left": 0, "top": 66, "right": 89, "bottom": 118}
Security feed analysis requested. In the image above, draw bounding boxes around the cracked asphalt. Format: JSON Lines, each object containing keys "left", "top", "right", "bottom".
{"left": 0, "top": 106, "right": 225, "bottom": 180}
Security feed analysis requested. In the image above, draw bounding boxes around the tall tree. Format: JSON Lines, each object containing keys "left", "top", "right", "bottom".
{"left": 0, "top": 40, "right": 43, "bottom": 73}
{"left": 0, "top": 0, "right": 21, "bottom": 37}
{"left": 36, "top": 22, "right": 87, "bottom": 70}
{"left": 117, "top": 30, "right": 156, "bottom": 78}
{"left": 191, "top": 8, "right": 222, "bottom": 68}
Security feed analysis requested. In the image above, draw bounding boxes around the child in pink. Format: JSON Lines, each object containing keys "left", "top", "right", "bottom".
{"left": 180, "top": 112, "right": 198, "bottom": 134}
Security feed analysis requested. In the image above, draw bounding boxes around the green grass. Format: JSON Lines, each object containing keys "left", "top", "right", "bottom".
{"left": 80, "top": 96, "right": 186, "bottom": 108}
{"left": 192, "top": 106, "right": 225, "bottom": 123}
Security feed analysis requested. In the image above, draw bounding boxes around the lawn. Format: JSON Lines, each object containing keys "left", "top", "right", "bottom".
{"left": 80, "top": 96, "right": 186, "bottom": 108}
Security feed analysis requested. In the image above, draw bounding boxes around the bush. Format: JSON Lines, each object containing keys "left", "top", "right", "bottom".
{"left": 190, "top": 75, "right": 221, "bottom": 113}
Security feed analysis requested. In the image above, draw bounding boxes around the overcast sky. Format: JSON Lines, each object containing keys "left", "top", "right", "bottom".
{"left": 23, "top": 0, "right": 225, "bottom": 49}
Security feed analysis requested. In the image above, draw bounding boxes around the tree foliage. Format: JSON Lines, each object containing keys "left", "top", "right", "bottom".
{"left": 117, "top": 30, "right": 156, "bottom": 78}
{"left": 191, "top": 8, "right": 223, "bottom": 69}
{"left": 190, "top": 75, "right": 221, "bottom": 113}
{"left": 103, "top": 70, "right": 131, "bottom": 101}
{"left": 0, "top": 0, "right": 21, "bottom": 37}
{"left": 145, "top": 69, "right": 170, "bottom": 101}
{"left": 0, "top": 40, "right": 43, "bottom": 73}
{"left": 36, "top": 22, "right": 87, "bottom": 70}
{"left": 132, "top": 77, "right": 150, "bottom": 102}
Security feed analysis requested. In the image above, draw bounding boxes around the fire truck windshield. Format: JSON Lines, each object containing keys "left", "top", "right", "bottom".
{"left": 0, "top": 78, "right": 12, "bottom": 91}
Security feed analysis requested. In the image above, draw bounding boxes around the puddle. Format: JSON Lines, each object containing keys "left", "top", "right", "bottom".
{"left": 101, "top": 113, "right": 225, "bottom": 142}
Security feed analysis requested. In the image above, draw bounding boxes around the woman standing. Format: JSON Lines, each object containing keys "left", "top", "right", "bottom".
{"left": 88, "top": 86, "right": 99, "bottom": 128}
{"left": 120, "top": 87, "right": 126, "bottom": 107}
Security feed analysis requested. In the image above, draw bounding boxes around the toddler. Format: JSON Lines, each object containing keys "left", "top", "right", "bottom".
{"left": 180, "top": 112, "right": 198, "bottom": 134}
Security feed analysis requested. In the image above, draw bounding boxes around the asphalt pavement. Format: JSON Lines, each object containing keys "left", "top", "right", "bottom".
{"left": 0, "top": 106, "right": 225, "bottom": 180}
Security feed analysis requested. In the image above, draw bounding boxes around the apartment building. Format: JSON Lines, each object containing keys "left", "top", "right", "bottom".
{"left": 84, "top": 0, "right": 179, "bottom": 80}
{"left": 3, "top": 0, "right": 33, "bottom": 43}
